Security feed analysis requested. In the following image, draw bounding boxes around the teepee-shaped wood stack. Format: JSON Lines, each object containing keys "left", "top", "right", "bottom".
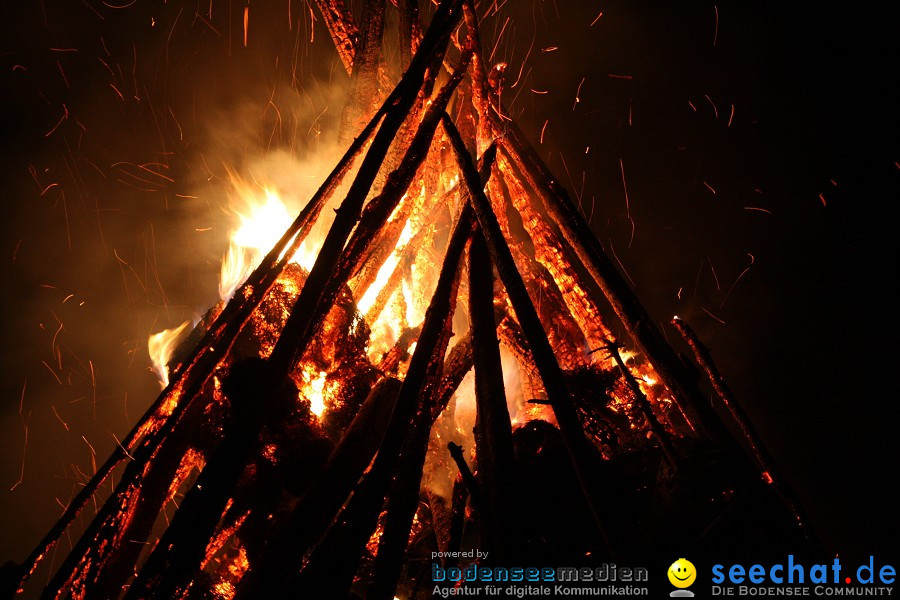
{"left": 2, "top": 1, "right": 815, "bottom": 598}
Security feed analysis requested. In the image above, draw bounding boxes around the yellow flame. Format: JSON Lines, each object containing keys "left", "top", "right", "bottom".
{"left": 300, "top": 367, "right": 329, "bottom": 417}
{"left": 357, "top": 217, "right": 414, "bottom": 315}
{"left": 219, "top": 187, "right": 321, "bottom": 301}
{"left": 148, "top": 321, "right": 191, "bottom": 388}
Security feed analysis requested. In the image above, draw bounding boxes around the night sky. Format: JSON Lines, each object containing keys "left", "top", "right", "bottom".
{"left": 1, "top": 0, "right": 897, "bottom": 584}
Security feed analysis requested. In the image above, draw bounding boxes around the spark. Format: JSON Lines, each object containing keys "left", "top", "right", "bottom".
{"left": 728, "top": 104, "right": 735, "bottom": 126}
{"left": 89, "top": 360, "right": 97, "bottom": 420}
{"left": 168, "top": 107, "right": 184, "bottom": 141}
{"left": 488, "top": 16, "right": 510, "bottom": 63}
{"left": 704, "top": 94, "right": 718, "bottom": 119}
{"left": 608, "top": 238, "right": 637, "bottom": 289}
{"left": 55, "top": 61, "right": 70, "bottom": 89}
{"left": 701, "top": 306, "right": 726, "bottom": 325}
{"left": 688, "top": 100, "right": 697, "bottom": 112}
{"left": 708, "top": 257, "right": 721, "bottom": 291}
{"left": 818, "top": 193, "right": 827, "bottom": 207}
{"left": 194, "top": 12, "right": 222, "bottom": 36}
{"left": 135, "top": 162, "right": 175, "bottom": 182}
{"left": 607, "top": 73, "right": 632, "bottom": 80}
{"left": 541, "top": 46, "right": 558, "bottom": 52}
{"left": 82, "top": 436, "right": 98, "bottom": 474}
{"left": 10, "top": 381, "right": 29, "bottom": 491}
{"left": 540, "top": 120, "right": 549, "bottom": 144}
{"left": 51, "top": 312, "right": 64, "bottom": 356}
{"left": 112, "top": 433, "right": 135, "bottom": 460}
{"left": 713, "top": 5, "right": 719, "bottom": 47}
{"left": 573, "top": 77, "right": 585, "bottom": 110}
{"left": 51, "top": 405, "right": 70, "bottom": 431}
{"left": 244, "top": 5, "right": 249, "bottom": 47}
{"left": 720, "top": 254, "right": 754, "bottom": 308}
{"left": 109, "top": 83, "right": 125, "bottom": 101}
{"left": 590, "top": 11, "right": 603, "bottom": 27}
{"left": 619, "top": 158, "right": 635, "bottom": 247}
{"left": 42, "top": 361, "right": 63, "bottom": 385}
{"left": 44, "top": 104, "right": 69, "bottom": 137}
{"left": 744, "top": 206, "right": 772, "bottom": 214}
{"left": 702, "top": 181, "right": 717, "bottom": 194}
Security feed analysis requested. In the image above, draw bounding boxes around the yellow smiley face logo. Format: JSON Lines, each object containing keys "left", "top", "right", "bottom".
{"left": 668, "top": 558, "right": 697, "bottom": 588}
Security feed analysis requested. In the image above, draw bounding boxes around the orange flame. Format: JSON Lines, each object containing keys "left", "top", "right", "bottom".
{"left": 148, "top": 321, "right": 191, "bottom": 388}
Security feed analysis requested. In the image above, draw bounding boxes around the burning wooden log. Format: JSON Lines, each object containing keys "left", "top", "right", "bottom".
{"left": 600, "top": 340, "right": 678, "bottom": 467}
{"left": 442, "top": 112, "right": 617, "bottom": 558}
{"left": 494, "top": 131, "right": 731, "bottom": 444}
{"left": 338, "top": 0, "right": 387, "bottom": 142}
{"left": 122, "top": 359, "right": 280, "bottom": 600}
{"left": 266, "top": 0, "right": 466, "bottom": 381}
{"left": 467, "top": 226, "right": 519, "bottom": 560}
{"left": 236, "top": 189, "right": 473, "bottom": 600}
{"left": 487, "top": 173, "right": 586, "bottom": 369}
{"left": 13, "top": 4, "right": 467, "bottom": 597}
{"left": 366, "top": 286, "right": 459, "bottom": 600}
{"left": 455, "top": 4, "right": 729, "bottom": 442}
{"left": 313, "top": 0, "right": 358, "bottom": 74}
{"left": 672, "top": 316, "right": 817, "bottom": 542}
{"left": 398, "top": 0, "right": 420, "bottom": 68}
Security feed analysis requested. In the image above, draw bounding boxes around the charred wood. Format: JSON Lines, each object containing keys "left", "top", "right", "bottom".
{"left": 602, "top": 340, "right": 678, "bottom": 468}
{"left": 242, "top": 177, "right": 472, "bottom": 599}
{"left": 672, "top": 317, "right": 817, "bottom": 543}
{"left": 442, "top": 112, "right": 617, "bottom": 558}
{"left": 468, "top": 226, "right": 518, "bottom": 560}
{"left": 266, "top": 0, "right": 465, "bottom": 382}
{"left": 313, "top": 0, "right": 358, "bottom": 74}
{"left": 123, "top": 359, "right": 281, "bottom": 600}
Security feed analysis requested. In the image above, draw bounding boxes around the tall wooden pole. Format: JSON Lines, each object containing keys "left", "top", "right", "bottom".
{"left": 672, "top": 316, "right": 817, "bottom": 543}
{"left": 442, "top": 112, "right": 617, "bottom": 559}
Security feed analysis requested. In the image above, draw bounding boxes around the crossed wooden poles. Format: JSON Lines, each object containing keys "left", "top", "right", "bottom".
{"left": 2, "top": 1, "right": 813, "bottom": 598}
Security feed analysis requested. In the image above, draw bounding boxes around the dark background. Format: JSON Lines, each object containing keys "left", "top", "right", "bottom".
{"left": 1, "top": 0, "right": 897, "bottom": 583}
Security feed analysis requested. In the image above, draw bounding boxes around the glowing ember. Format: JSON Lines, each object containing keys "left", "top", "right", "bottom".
{"left": 148, "top": 320, "right": 191, "bottom": 388}
{"left": 300, "top": 367, "right": 329, "bottom": 417}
